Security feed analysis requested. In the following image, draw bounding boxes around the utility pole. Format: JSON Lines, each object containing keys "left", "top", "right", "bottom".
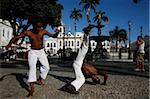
{"left": 74, "top": 22, "right": 76, "bottom": 52}
{"left": 128, "top": 20, "right": 131, "bottom": 59}
{"left": 63, "top": 26, "right": 66, "bottom": 59}
{"left": 140, "top": 26, "right": 143, "bottom": 37}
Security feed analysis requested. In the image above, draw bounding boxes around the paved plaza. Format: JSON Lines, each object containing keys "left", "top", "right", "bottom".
{"left": 0, "top": 59, "right": 149, "bottom": 99}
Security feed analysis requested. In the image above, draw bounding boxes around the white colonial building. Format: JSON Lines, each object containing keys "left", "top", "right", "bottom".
{"left": 44, "top": 25, "right": 85, "bottom": 55}
{"left": 102, "top": 40, "right": 111, "bottom": 52}
{"left": 0, "top": 19, "right": 13, "bottom": 48}
{"left": 44, "top": 25, "right": 111, "bottom": 56}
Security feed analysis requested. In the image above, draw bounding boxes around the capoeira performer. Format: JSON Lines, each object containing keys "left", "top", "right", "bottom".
{"left": 60, "top": 25, "right": 108, "bottom": 94}
{"left": 5, "top": 20, "right": 60, "bottom": 97}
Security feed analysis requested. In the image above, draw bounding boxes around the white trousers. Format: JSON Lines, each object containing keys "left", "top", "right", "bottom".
{"left": 28, "top": 49, "right": 50, "bottom": 82}
{"left": 71, "top": 34, "right": 89, "bottom": 91}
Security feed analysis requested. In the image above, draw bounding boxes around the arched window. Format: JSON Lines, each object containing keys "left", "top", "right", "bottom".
{"left": 47, "top": 43, "right": 50, "bottom": 47}
{"left": 68, "top": 41, "right": 70, "bottom": 46}
{"left": 50, "top": 43, "right": 53, "bottom": 47}
{"left": 54, "top": 43, "right": 56, "bottom": 47}
{"left": 60, "top": 28, "right": 62, "bottom": 32}
{"left": 3, "top": 29, "right": 5, "bottom": 37}
{"left": 93, "top": 42, "right": 95, "bottom": 46}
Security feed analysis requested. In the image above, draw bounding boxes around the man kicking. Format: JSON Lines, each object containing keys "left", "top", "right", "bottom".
{"left": 5, "top": 20, "right": 60, "bottom": 97}
{"left": 60, "top": 25, "right": 107, "bottom": 94}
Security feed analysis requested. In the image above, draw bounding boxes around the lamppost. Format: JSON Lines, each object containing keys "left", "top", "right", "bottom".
{"left": 74, "top": 22, "right": 76, "bottom": 52}
{"left": 140, "top": 26, "right": 143, "bottom": 37}
{"left": 128, "top": 21, "right": 131, "bottom": 59}
{"left": 63, "top": 27, "right": 66, "bottom": 59}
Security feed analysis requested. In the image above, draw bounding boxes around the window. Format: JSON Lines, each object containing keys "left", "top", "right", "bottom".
{"left": 72, "top": 41, "right": 73, "bottom": 46}
{"left": 54, "top": 43, "right": 56, "bottom": 47}
{"left": 47, "top": 43, "right": 50, "bottom": 47}
{"left": 65, "top": 41, "right": 67, "bottom": 46}
{"left": 60, "top": 41, "right": 62, "bottom": 46}
{"left": 50, "top": 43, "right": 53, "bottom": 47}
{"left": 68, "top": 41, "right": 70, "bottom": 46}
{"left": 77, "top": 41, "right": 79, "bottom": 46}
{"left": 3, "top": 29, "right": 5, "bottom": 37}
{"left": 93, "top": 42, "right": 95, "bottom": 46}
{"left": 60, "top": 28, "right": 62, "bottom": 32}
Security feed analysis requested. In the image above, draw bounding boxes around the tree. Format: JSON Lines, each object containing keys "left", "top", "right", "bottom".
{"left": 70, "top": 8, "right": 82, "bottom": 51}
{"left": 79, "top": 0, "right": 100, "bottom": 25}
{"left": 109, "top": 26, "right": 127, "bottom": 52}
{"left": 133, "top": 0, "right": 140, "bottom": 4}
{"left": 93, "top": 11, "right": 108, "bottom": 36}
{"left": 1, "top": 0, "right": 63, "bottom": 36}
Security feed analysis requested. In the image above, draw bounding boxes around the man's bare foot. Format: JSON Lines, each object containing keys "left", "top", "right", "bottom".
{"left": 101, "top": 82, "right": 106, "bottom": 85}
{"left": 27, "top": 83, "right": 35, "bottom": 97}
{"left": 36, "top": 79, "right": 45, "bottom": 85}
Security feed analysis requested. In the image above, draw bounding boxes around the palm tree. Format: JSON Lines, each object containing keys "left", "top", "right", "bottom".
{"left": 93, "top": 11, "right": 108, "bottom": 36}
{"left": 70, "top": 8, "right": 82, "bottom": 51}
{"left": 133, "top": 0, "right": 140, "bottom": 3}
{"left": 109, "top": 26, "right": 127, "bottom": 52}
{"left": 79, "top": 0, "right": 100, "bottom": 25}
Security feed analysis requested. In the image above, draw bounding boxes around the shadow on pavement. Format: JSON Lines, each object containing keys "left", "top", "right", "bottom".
{"left": 0, "top": 73, "right": 30, "bottom": 93}
{"left": 48, "top": 73, "right": 74, "bottom": 84}
{"left": 48, "top": 73, "right": 99, "bottom": 85}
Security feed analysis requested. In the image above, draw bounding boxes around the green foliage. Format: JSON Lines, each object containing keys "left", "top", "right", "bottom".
{"left": 93, "top": 11, "right": 108, "bottom": 36}
{"left": 1, "top": 0, "right": 63, "bottom": 35}
{"left": 70, "top": 8, "right": 82, "bottom": 22}
{"left": 109, "top": 26, "right": 127, "bottom": 42}
{"left": 79, "top": 0, "right": 100, "bottom": 25}
{"left": 79, "top": 0, "right": 100, "bottom": 12}
{"left": 109, "top": 26, "right": 127, "bottom": 51}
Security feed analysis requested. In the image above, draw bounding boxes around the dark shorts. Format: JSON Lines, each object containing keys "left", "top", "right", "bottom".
{"left": 136, "top": 53, "right": 144, "bottom": 62}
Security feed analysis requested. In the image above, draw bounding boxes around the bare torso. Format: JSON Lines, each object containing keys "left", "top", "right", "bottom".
{"left": 82, "top": 63, "right": 98, "bottom": 78}
{"left": 26, "top": 29, "right": 46, "bottom": 49}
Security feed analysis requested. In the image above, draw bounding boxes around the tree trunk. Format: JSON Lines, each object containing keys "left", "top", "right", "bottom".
{"left": 74, "top": 21, "right": 76, "bottom": 52}
{"left": 86, "top": 7, "right": 91, "bottom": 25}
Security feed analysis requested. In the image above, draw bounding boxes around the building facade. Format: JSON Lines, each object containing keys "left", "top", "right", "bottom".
{"left": 0, "top": 19, "right": 13, "bottom": 48}
{"left": 44, "top": 25, "right": 111, "bottom": 56}
{"left": 44, "top": 25, "right": 84, "bottom": 55}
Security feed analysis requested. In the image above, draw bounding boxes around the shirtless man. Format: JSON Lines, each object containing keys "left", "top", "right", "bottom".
{"left": 6, "top": 20, "right": 60, "bottom": 97}
{"left": 59, "top": 25, "right": 107, "bottom": 94}
{"left": 82, "top": 63, "right": 108, "bottom": 85}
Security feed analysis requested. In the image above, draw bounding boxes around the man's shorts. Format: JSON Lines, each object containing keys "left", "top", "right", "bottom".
{"left": 136, "top": 53, "right": 144, "bottom": 62}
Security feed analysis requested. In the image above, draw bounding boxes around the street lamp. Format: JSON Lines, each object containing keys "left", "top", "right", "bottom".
{"left": 140, "top": 26, "right": 143, "bottom": 37}
{"left": 128, "top": 21, "right": 131, "bottom": 59}
{"left": 63, "top": 27, "right": 66, "bottom": 59}
{"left": 74, "top": 22, "right": 76, "bottom": 52}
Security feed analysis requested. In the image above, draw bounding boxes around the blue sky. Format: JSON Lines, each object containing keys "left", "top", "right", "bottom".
{"left": 48, "top": 0, "right": 149, "bottom": 42}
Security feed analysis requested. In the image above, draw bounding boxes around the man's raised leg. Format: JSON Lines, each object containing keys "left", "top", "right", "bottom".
{"left": 60, "top": 34, "right": 89, "bottom": 94}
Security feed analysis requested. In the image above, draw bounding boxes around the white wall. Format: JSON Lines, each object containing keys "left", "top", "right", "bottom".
{"left": 0, "top": 19, "right": 13, "bottom": 47}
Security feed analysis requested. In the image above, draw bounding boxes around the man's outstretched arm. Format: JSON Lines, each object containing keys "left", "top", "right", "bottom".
{"left": 44, "top": 28, "right": 60, "bottom": 38}
{"left": 6, "top": 32, "right": 26, "bottom": 50}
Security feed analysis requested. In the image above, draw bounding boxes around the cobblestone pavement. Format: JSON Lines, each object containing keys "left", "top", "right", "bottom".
{"left": 0, "top": 67, "right": 149, "bottom": 99}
